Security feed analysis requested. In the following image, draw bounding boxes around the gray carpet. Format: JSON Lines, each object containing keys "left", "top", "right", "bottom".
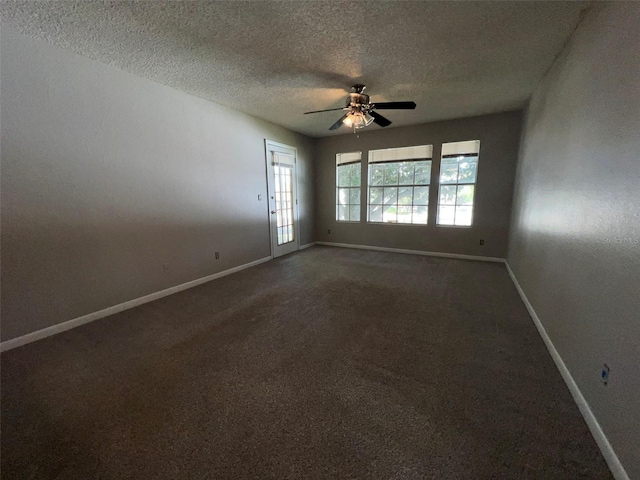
{"left": 1, "top": 246, "right": 612, "bottom": 479}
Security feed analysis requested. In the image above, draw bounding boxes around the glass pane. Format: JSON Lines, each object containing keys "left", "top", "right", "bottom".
{"left": 398, "top": 187, "right": 413, "bottom": 205}
{"left": 455, "top": 206, "right": 473, "bottom": 226}
{"left": 338, "top": 165, "right": 350, "bottom": 187}
{"left": 350, "top": 164, "right": 361, "bottom": 186}
{"left": 456, "top": 185, "right": 475, "bottom": 205}
{"left": 383, "top": 205, "right": 397, "bottom": 223}
{"left": 288, "top": 225, "right": 294, "bottom": 241}
{"left": 458, "top": 159, "right": 477, "bottom": 184}
{"left": 412, "top": 206, "right": 428, "bottom": 224}
{"left": 338, "top": 188, "right": 349, "bottom": 205}
{"left": 277, "top": 211, "right": 282, "bottom": 227}
{"left": 370, "top": 165, "right": 384, "bottom": 186}
{"left": 277, "top": 227, "right": 283, "bottom": 245}
{"left": 369, "top": 187, "right": 383, "bottom": 205}
{"left": 383, "top": 163, "right": 399, "bottom": 185}
{"left": 439, "top": 159, "right": 459, "bottom": 184}
{"left": 413, "top": 186, "right": 429, "bottom": 205}
{"left": 369, "top": 204, "right": 383, "bottom": 222}
{"left": 398, "top": 162, "right": 414, "bottom": 185}
{"left": 338, "top": 205, "right": 347, "bottom": 221}
{"left": 383, "top": 187, "right": 397, "bottom": 205}
{"left": 414, "top": 161, "right": 431, "bottom": 185}
{"left": 349, "top": 188, "right": 361, "bottom": 205}
{"left": 437, "top": 205, "right": 455, "bottom": 225}
{"left": 350, "top": 205, "right": 360, "bottom": 222}
{"left": 439, "top": 185, "right": 457, "bottom": 205}
{"left": 397, "top": 206, "right": 412, "bottom": 224}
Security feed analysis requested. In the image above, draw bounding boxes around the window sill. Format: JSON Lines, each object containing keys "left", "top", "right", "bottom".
{"left": 435, "top": 224, "right": 473, "bottom": 228}
{"left": 367, "top": 221, "right": 428, "bottom": 227}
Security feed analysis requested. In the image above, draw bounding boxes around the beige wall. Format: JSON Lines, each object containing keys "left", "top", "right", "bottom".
{"left": 508, "top": 4, "right": 640, "bottom": 478}
{"left": 314, "top": 111, "right": 522, "bottom": 258}
{"left": 0, "top": 30, "right": 315, "bottom": 341}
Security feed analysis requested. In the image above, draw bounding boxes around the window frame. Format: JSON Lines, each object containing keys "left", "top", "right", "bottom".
{"left": 335, "top": 151, "right": 362, "bottom": 223}
{"left": 366, "top": 145, "right": 433, "bottom": 226}
{"left": 436, "top": 140, "right": 481, "bottom": 228}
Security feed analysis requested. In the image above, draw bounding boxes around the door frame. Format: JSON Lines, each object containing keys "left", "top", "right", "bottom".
{"left": 264, "top": 140, "right": 300, "bottom": 258}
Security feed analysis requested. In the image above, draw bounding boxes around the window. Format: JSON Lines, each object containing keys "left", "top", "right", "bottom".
{"left": 437, "top": 140, "right": 480, "bottom": 226}
{"left": 367, "top": 145, "right": 432, "bottom": 224}
{"left": 336, "top": 152, "right": 362, "bottom": 222}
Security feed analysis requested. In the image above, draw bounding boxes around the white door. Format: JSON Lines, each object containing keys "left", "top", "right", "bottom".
{"left": 265, "top": 141, "right": 299, "bottom": 258}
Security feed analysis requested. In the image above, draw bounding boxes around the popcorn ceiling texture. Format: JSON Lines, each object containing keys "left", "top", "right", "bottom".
{"left": 0, "top": 1, "right": 587, "bottom": 137}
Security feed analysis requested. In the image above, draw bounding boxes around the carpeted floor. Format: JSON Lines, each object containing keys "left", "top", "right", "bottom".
{"left": 1, "top": 246, "right": 612, "bottom": 479}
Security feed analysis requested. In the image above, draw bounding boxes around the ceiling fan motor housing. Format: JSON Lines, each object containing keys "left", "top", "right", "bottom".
{"left": 347, "top": 93, "right": 370, "bottom": 110}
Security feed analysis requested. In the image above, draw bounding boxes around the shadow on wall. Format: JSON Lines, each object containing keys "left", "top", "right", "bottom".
{"left": 0, "top": 215, "right": 303, "bottom": 341}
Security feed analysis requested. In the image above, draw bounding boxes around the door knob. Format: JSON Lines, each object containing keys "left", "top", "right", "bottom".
{"left": 271, "top": 210, "right": 276, "bottom": 214}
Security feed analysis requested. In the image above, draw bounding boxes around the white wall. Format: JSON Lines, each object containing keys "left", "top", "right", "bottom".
{"left": 0, "top": 29, "right": 315, "bottom": 341}
{"left": 508, "top": 4, "right": 640, "bottom": 478}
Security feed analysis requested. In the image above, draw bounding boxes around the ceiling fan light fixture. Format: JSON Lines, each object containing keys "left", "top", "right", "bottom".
{"left": 344, "top": 111, "right": 373, "bottom": 130}
{"left": 304, "top": 84, "right": 417, "bottom": 132}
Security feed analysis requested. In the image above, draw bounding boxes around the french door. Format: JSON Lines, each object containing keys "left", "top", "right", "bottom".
{"left": 265, "top": 141, "right": 299, "bottom": 258}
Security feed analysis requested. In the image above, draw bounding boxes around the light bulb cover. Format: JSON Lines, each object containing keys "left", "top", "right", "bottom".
{"left": 344, "top": 111, "right": 374, "bottom": 130}
{"left": 343, "top": 114, "right": 354, "bottom": 127}
{"left": 364, "top": 112, "right": 374, "bottom": 126}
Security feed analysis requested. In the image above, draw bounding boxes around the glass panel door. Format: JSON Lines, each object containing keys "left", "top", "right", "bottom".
{"left": 274, "top": 162, "right": 294, "bottom": 245}
{"left": 266, "top": 142, "right": 299, "bottom": 258}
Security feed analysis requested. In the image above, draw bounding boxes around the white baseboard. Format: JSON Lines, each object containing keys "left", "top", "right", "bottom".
{"left": 316, "top": 241, "right": 505, "bottom": 263}
{"left": 505, "top": 262, "right": 629, "bottom": 480}
{"left": 299, "top": 242, "right": 317, "bottom": 250}
{"left": 0, "top": 256, "right": 272, "bottom": 353}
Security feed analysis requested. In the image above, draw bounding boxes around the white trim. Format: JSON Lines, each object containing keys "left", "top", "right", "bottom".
{"left": 505, "top": 262, "right": 629, "bottom": 480}
{"left": 316, "top": 241, "right": 505, "bottom": 263}
{"left": 299, "top": 242, "right": 317, "bottom": 250}
{"left": 0, "top": 256, "right": 272, "bottom": 353}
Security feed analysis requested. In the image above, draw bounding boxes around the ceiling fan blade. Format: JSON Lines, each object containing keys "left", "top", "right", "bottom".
{"left": 304, "top": 107, "right": 346, "bottom": 114}
{"left": 370, "top": 111, "right": 392, "bottom": 127}
{"left": 372, "top": 101, "right": 416, "bottom": 110}
{"left": 329, "top": 113, "right": 349, "bottom": 130}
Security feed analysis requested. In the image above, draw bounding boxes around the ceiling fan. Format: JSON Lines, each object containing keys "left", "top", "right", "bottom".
{"left": 304, "top": 84, "right": 416, "bottom": 131}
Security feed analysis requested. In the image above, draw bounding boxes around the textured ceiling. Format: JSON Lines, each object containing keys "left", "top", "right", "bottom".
{"left": 0, "top": 1, "right": 588, "bottom": 137}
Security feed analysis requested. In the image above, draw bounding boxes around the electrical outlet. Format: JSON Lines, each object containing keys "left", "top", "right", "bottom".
{"left": 480, "top": 239, "right": 485, "bottom": 245}
{"left": 328, "top": 229, "right": 331, "bottom": 234}
{"left": 215, "top": 252, "right": 220, "bottom": 260}
{"left": 163, "top": 263, "right": 170, "bottom": 274}
{"left": 601, "top": 364, "right": 610, "bottom": 386}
